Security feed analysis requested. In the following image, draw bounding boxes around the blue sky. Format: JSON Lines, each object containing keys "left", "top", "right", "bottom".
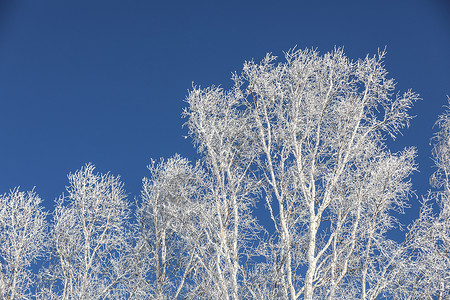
{"left": 0, "top": 0, "right": 449, "bottom": 226}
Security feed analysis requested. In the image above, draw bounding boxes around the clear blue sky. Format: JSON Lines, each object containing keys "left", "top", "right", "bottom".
{"left": 0, "top": 0, "right": 449, "bottom": 226}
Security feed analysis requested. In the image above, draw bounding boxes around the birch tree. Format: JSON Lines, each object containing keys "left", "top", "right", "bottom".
{"left": 39, "top": 164, "right": 132, "bottom": 299}
{"left": 184, "top": 81, "right": 263, "bottom": 299}
{"left": 185, "top": 47, "right": 418, "bottom": 299}
{"left": 130, "top": 155, "right": 207, "bottom": 299}
{"left": 246, "top": 48, "right": 418, "bottom": 300}
{"left": 0, "top": 189, "right": 47, "bottom": 300}
{"left": 400, "top": 98, "right": 450, "bottom": 299}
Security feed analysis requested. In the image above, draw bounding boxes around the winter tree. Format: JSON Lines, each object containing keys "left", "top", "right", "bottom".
{"left": 400, "top": 97, "right": 450, "bottom": 299}
{"left": 38, "top": 164, "right": 132, "bottom": 299}
{"left": 184, "top": 47, "right": 419, "bottom": 299}
{"left": 0, "top": 188, "right": 47, "bottom": 300}
{"left": 130, "top": 155, "right": 208, "bottom": 299}
{"left": 185, "top": 83, "right": 263, "bottom": 299}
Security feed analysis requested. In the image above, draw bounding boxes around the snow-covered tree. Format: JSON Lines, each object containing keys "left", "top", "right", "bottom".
{"left": 184, "top": 47, "right": 419, "bottom": 299}
{"left": 39, "top": 164, "right": 132, "bottom": 299}
{"left": 130, "top": 155, "right": 207, "bottom": 299}
{"left": 0, "top": 188, "right": 47, "bottom": 299}
{"left": 400, "top": 97, "right": 450, "bottom": 300}
{"left": 185, "top": 83, "right": 263, "bottom": 299}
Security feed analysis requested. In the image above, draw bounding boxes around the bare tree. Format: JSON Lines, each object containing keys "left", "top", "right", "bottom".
{"left": 39, "top": 164, "right": 132, "bottom": 300}
{"left": 184, "top": 84, "right": 263, "bottom": 299}
{"left": 0, "top": 188, "right": 47, "bottom": 300}
{"left": 130, "top": 155, "right": 208, "bottom": 299}
{"left": 400, "top": 97, "right": 450, "bottom": 300}
{"left": 184, "top": 47, "right": 418, "bottom": 299}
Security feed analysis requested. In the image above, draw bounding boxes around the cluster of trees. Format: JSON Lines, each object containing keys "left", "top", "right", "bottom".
{"left": 1, "top": 48, "right": 448, "bottom": 299}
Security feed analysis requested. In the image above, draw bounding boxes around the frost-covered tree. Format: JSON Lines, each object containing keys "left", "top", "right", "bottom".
{"left": 39, "top": 164, "right": 132, "bottom": 299}
{"left": 185, "top": 84, "right": 263, "bottom": 299}
{"left": 0, "top": 188, "right": 47, "bottom": 300}
{"left": 184, "top": 47, "right": 419, "bottom": 299}
{"left": 130, "top": 155, "right": 207, "bottom": 299}
{"left": 400, "top": 98, "right": 450, "bottom": 300}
